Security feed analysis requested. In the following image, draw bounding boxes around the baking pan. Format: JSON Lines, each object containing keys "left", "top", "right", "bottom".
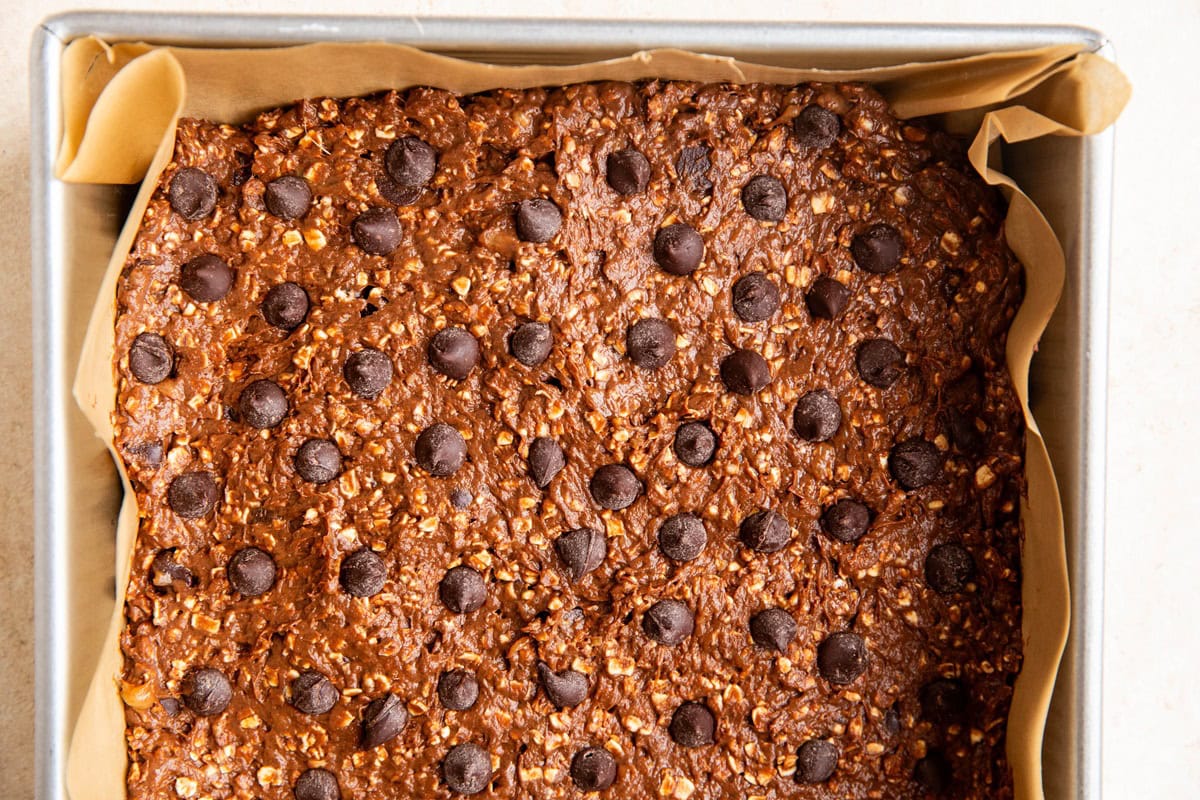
{"left": 30, "top": 13, "right": 1113, "bottom": 800}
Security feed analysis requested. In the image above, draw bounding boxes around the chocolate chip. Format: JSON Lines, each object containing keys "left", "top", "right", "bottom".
{"left": 739, "top": 509, "right": 791, "bottom": 553}
{"left": 180, "top": 254, "right": 234, "bottom": 303}
{"left": 264, "top": 176, "right": 312, "bottom": 220}
{"left": 793, "top": 390, "right": 841, "bottom": 442}
{"left": 440, "top": 565, "right": 486, "bottom": 614}
{"left": 749, "top": 608, "right": 796, "bottom": 652}
{"left": 554, "top": 527, "right": 607, "bottom": 580}
{"left": 570, "top": 747, "right": 617, "bottom": 791}
{"left": 231, "top": 151, "right": 252, "bottom": 186}
{"left": 339, "top": 549, "right": 387, "bottom": 597}
{"left": 344, "top": 348, "right": 393, "bottom": 398}
{"left": 924, "top": 543, "right": 975, "bottom": 595}
{"left": 428, "top": 327, "right": 480, "bottom": 380}
{"left": 817, "top": 631, "right": 867, "bottom": 685}
{"left": 589, "top": 464, "right": 641, "bottom": 510}
{"left": 291, "top": 670, "right": 339, "bottom": 715}
{"left": 889, "top": 439, "right": 943, "bottom": 489}
{"left": 442, "top": 743, "right": 491, "bottom": 794}
{"left": 914, "top": 751, "right": 952, "bottom": 793}
{"left": 806, "top": 276, "right": 850, "bottom": 320}
{"left": 675, "top": 145, "right": 712, "bottom": 194}
{"left": 653, "top": 223, "right": 704, "bottom": 276}
{"left": 510, "top": 322, "right": 552, "bottom": 366}
{"left": 674, "top": 421, "right": 718, "bottom": 467}
{"left": 262, "top": 282, "right": 309, "bottom": 330}
{"left": 669, "top": 701, "right": 715, "bottom": 747}
{"left": 793, "top": 105, "right": 841, "bottom": 149}
{"left": 720, "top": 349, "right": 772, "bottom": 395}
{"left": 361, "top": 693, "right": 408, "bottom": 749}
{"left": 168, "top": 167, "right": 218, "bottom": 220}
{"left": 159, "top": 697, "right": 180, "bottom": 716}
{"left": 606, "top": 148, "right": 650, "bottom": 195}
{"left": 438, "top": 670, "right": 479, "bottom": 711}
{"left": 883, "top": 707, "right": 901, "bottom": 736}
{"left": 536, "top": 661, "right": 589, "bottom": 708}
{"left": 626, "top": 318, "right": 676, "bottom": 370}
{"left": 351, "top": 207, "right": 403, "bottom": 255}
{"left": 515, "top": 198, "right": 562, "bottom": 243}
{"left": 857, "top": 338, "right": 904, "bottom": 388}
{"left": 642, "top": 599, "right": 694, "bottom": 646}
{"left": 731, "top": 272, "right": 780, "bottom": 323}
{"left": 129, "top": 441, "right": 164, "bottom": 468}
{"left": 415, "top": 423, "right": 467, "bottom": 477}
{"left": 657, "top": 513, "right": 707, "bottom": 562}
{"left": 527, "top": 437, "right": 566, "bottom": 489}
{"left": 181, "top": 667, "right": 232, "bottom": 716}
{"left": 377, "top": 173, "right": 423, "bottom": 206}
{"left": 796, "top": 739, "right": 839, "bottom": 783}
{"left": 294, "top": 768, "right": 340, "bottom": 800}
{"left": 742, "top": 175, "right": 788, "bottom": 222}
{"left": 237, "top": 379, "right": 288, "bottom": 428}
{"left": 385, "top": 136, "right": 438, "bottom": 187}
{"left": 851, "top": 223, "right": 904, "bottom": 274}
{"left": 294, "top": 438, "right": 341, "bottom": 484}
{"left": 149, "top": 549, "right": 195, "bottom": 592}
{"left": 450, "top": 488, "right": 473, "bottom": 508}
{"left": 821, "top": 499, "right": 871, "bottom": 543}
{"left": 129, "top": 333, "right": 173, "bottom": 384}
{"left": 227, "top": 547, "right": 276, "bottom": 597}
{"left": 167, "top": 472, "right": 219, "bottom": 518}
{"left": 944, "top": 408, "right": 983, "bottom": 453}
{"left": 921, "top": 678, "right": 968, "bottom": 723}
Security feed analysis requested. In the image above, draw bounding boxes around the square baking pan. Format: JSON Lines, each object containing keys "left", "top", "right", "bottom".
{"left": 30, "top": 13, "right": 1113, "bottom": 800}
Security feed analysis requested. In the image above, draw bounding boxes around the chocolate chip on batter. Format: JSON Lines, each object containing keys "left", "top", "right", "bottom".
{"left": 180, "top": 254, "right": 233, "bottom": 303}
{"left": 439, "top": 565, "right": 486, "bottom": 614}
{"left": 741, "top": 175, "right": 788, "bottom": 222}
{"left": 806, "top": 276, "right": 850, "bottom": 320}
{"left": 924, "top": 543, "right": 975, "bottom": 595}
{"left": 181, "top": 667, "right": 232, "bottom": 716}
{"left": 674, "top": 421, "right": 718, "bottom": 467}
{"left": 642, "top": 599, "right": 694, "bottom": 645}
{"left": 669, "top": 701, "right": 715, "bottom": 747}
{"left": 168, "top": 167, "right": 218, "bottom": 219}
{"left": 510, "top": 321, "right": 552, "bottom": 367}
{"left": 291, "top": 670, "right": 339, "bottom": 715}
{"left": 428, "top": 327, "right": 480, "bottom": 380}
{"left": 739, "top": 509, "right": 791, "bottom": 553}
{"left": 264, "top": 175, "right": 313, "bottom": 220}
{"left": 570, "top": 747, "right": 617, "bottom": 791}
{"left": 793, "top": 105, "right": 841, "bottom": 149}
{"left": 238, "top": 379, "right": 288, "bottom": 428}
{"left": 344, "top": 348, "right": 393, "bottom": 398}
{"left": 921, "top": 678, "right": 968, "bottom": 723}
{"left": 554, "top": 527, "right": 607, "bottom": 581}
{"left": 167, "top": 472, "right": 219, "bottom": 518}
{"left": 914, "top": 751, "right": 952, "bottom": 793}
{"left": 294, "top": 438, "right": 341, "bottom": 484}
{"left": 653, "top": 223, "right": 704, "bottom": 276}
{"left": 817, "top": 631, "right": 868, "bottom": 685}
{"left": 720, "top": 349, "right": 772, "bottom": 395}
{"left": 442, "top": 743, "right": 492, "bottom": 794}
{"left": 361, "top": 693, "right": 408, "bottom": 749}
{"left": 589, "top": 464, "right": 642, "bottom": 510}
{"left": 339, "top": 549, "right": 387, "bottom": 597}
{"left": 129, "top": 441, "right": 164, "bottom": 468}
{"left": 385, "top": 136, "right": 438, "bottom": 187}
{"left": 883, "top": 706, "right": 902, "bottom": 736}
{"left": 626, "top": 318, "right": 676, "bottom": 369}
{"left": 294, "top": 769, "right": 340, "bottom": 800}
{"left": 731, "top": 272, "right": 780, "bottom": 322}
{"left": 675, "top": 145, "right": 713, "bottom": 194}
{"left": 129, "top": 332, "right": 173, "bottom": 384}
{"left": 261, "top": 282, "right": 309, "bottom": 330}
{"left": 793, "top": 390, "right": 842, "bottom": 442}
{"left": 657, "top": 513, "right": 707, "bottom": 562}
{"left": 450, "top": 488, "right": 473, "bottom": 509}
{"left": 749, "top": 607, "right": 797, "bottom": 652}
{"left": 606, "top": 148, "right": 650, "bottom": 195}
{"left": 438, "top": 670, "right": 479, "bottom": 711}
{"left": 857, "top": 338, "right": 904, "bottom": 388}
{"left": 351, "top": 207, "right": 403, "bottom": 255}
{"left": 527, "top": 437, "right": 566, "bottom": 488}
{"left": 227, "top": 547, "right": 276, "bottom": 597}
{"left": 944, "top": 408, "right": 983, "bottom": 453}
{"left": 889, "top": 439, "right": 944, "bottom": 489}
{"left": 515, "top": 198, "right": 562, "bottom": 243}
{"left": 415, "top": 423, "right": 467, "bottom": 477}
{"left": 821, "top": 499, "right": 871, "bottom": 543}
{"left": 796, "top": 739, "right": 839, "bottom": 783}
{"left": 536, "top": 662, "right": 589, "bottom": 708}
{"left": 149, "top": 548, "right": 195, "bottom": 592}
{"left": 851, "top": 223, "right": 904, "bottom": 274}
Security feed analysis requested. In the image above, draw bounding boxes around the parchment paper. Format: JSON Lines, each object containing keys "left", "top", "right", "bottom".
{"left": 58, "top": 35, "right": 1129, "bottom": 800}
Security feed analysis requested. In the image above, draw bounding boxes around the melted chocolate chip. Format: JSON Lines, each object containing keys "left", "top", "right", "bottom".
{"left": 653, "top": 223, "right": 704, "bottom": 276}
{"left": 642, "top": 599, "right": 694, "bottom": 646}
{"left": 626, "top": 318, "right": 676, "bottom": 369}
{"left": 851, "top": 223, "right": 904, "bottom": 274}
{"left": 554, "top": 527, "right": 607, "bottom": 580}
{"left": 925, "top": 543, "right": 975, "bottom": 595}
{"left": 794, "top": 106, "right": 841, "bottom": 149}
{"left": 129, "top": 333, "right": 174, "bottom": 384}
{"left": 361, "top": 694, "right": 408, "bottom": 749}
{"left": 570, "top": 747, "right": 617, "bottom": 791}
{"left": 442, "top": 743, "right": 491, "bottom": 794}
{"left": 294, "top": 438, "right": 341, "bottom": 484}
{"left": 914, "top": 751, "right": 952, "bottom": 793}
{"left": 742, "top": 175, "right": 788, "bottom": 221}
{"left": 180, "top": 254, "right": 234, "bottom": 303}
{"left": 351, "top": 208, "right": 403, "bottom": 255}
{"left": 675, "top": 145, "right": 712, "bottom": 194}
{"left": 739, "top": 509, "right": 791, "bottom": 553}
{"left": 291, "top": 670, "right": 339, "bottom": 715}
{"left": 817, "top": 631, "right": 868, "bottom": 684}
{"left": 889, "top": 439, "right": 944, "bottom": 489}
{"left": 515, "top": 198, "right": 562, "bottom": 243}
{"left": 227, "top": 547, "right": 276, "bottom": 597}
{"left": 674, "top": 421, "right": 718, "bottom": 467}
{"left": 793, "top": 390, "right": 841, "bottom": 442}
{"left": 181, "top": 667, "right": 232, "bottom": 716}
{"left": 428, "top": 327, "right": 480, "bottom": 380}
{"left": 344, "top": 348, "right": 393, "bottom": 398}
{"left": 339, "top": 549, "right": 386, "bottom": 597}
{"left": 415, "top": 423, "right": 467, "bottom": 477}
{"left": 606, "top": 148, "right": 651, "bottom": 195}
{"left": 857, "top": 338, "right": 904, "bottom": 388}
{"left": 749, "top": 607, "right": 796, "bottom": 652}
{"left": 536, "top": 662, "right": 589, "bottom": 708}
{"left": 167, "top": 472, "right": 219, "bottom": 518}
{"left": 796, "top": 739, "right": 839, "bottom": 783}
{"left": 385, "top": 137, "right": 438, "bottom": 187}
{"left": 438, "top": 670, "right": 479, "bottom": 711}
{"left": 806, "top": 276, "right": 851, "bottom": 319}
{"left": 439, "top": 565, "right": 486, "bottom": 614}
{"left": 921, "top": 678, "right": 968, "bottom": 723}
{"left": 527, "top": 437, "right": 566, "bottom": 488}
{"left": 168, "top": 168, "right": 218, "bottom": 220}
{"left": 589, "top": 464, "right": 642, "bottom": 510}
{"left": 731, "top": 272, "right": 780, "bottom": 322}
{"left": 294, "top": 769, "right": 340, "bottom": 800}
{"left": 262, "top": 282, "right": 309, "bottom": 330}
{"left": 821, "top": 499, "right": 871, "bottom": 543}
{"left": 720, "top": 349, "right": 772, "bottom": 395}
{"left": 669, "top": 701, "right": 715, "bottom": 747}
{"left": 264, "top": 175, "right": 313, "bottom": 220}
{"left": 657, "top": 513, "right": 707, "bottom": 562}
{"left": 510, "top": 322, "right": 552, "bottom": 366}
{"left": 149, "top": 549, "right": 195, "bottom": 592}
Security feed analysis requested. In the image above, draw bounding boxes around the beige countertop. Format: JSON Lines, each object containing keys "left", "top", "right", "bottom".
{"left": 4, "top": 1, "right": 1196, "bottom": 797}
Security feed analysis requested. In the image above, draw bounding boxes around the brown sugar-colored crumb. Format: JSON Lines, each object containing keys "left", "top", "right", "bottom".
{"left": 113, "top": 81, "right": 1024, "bottom": 800}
